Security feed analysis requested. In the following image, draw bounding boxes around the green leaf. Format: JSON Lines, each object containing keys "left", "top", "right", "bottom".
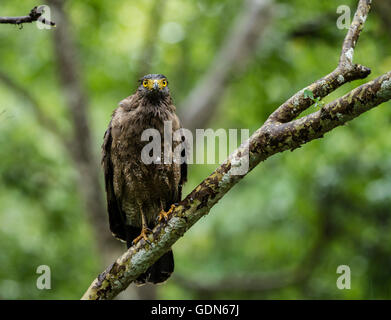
{"left": 304, "top": 89, "right": 314, "bottom": 100}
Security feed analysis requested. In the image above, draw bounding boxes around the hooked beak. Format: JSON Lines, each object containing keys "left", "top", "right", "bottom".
{"left": 152, "top": 80, "right": 160, "bottom": 91}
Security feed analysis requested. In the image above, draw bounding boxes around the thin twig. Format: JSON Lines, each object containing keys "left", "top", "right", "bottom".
{"left": 0, "top": 6, "right": 56, "bottom": 27}
{"left": 134, "top": 0, "right": 167, "bottom": 79}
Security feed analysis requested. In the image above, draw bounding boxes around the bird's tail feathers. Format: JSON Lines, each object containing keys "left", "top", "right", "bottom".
{"left": 135, "top": 250, "right": 174, "bottom": 285}
{"left": 125, "top": 226, "right": 174, "bottom": 285}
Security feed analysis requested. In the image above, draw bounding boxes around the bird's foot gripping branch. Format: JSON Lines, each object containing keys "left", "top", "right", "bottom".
{"left": 82, "top": 0, "right": 391, "bottom": 300}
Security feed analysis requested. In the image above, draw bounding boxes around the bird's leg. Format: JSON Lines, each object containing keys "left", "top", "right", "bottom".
{"left": 158, "top": 200, "right": 176, "bottom": 223}
{"left": 132, "top": 205, "right": 153, "bottom": 245}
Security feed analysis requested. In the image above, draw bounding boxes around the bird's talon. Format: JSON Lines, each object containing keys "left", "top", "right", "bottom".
{"left": 157, "top": 204, "right": 176, "bottom": 223}
{"left": 132, "top": 228, "right": 153, "bottom": 245}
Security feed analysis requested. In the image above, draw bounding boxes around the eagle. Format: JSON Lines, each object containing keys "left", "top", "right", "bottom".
{"left": 101, "top": 74, "right": 187, "bottom": 285}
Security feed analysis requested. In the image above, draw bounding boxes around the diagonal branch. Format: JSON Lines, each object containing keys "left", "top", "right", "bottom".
{"left": 0, "top": 6, "right": 56, "bottom": 27}
{"left": 82, "top": 0, "right": 389, "bottom": 300}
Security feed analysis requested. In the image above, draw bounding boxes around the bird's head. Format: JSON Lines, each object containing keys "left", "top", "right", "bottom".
{"left": 138, "top": 74, "right": 170, "bottom": 101}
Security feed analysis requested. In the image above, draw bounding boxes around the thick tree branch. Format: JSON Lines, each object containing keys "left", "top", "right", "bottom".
{"left": 179, "top": 0, "right": 273, "bottom": 130}
{"left": 82, "top": 0, "right": 389, "bottom": 300}
{"left": 0, "top": 6, "right": 55, "bottom": 27}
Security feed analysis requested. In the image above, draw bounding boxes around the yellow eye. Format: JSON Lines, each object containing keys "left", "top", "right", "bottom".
{"left": 162, "top": 79, "right": 167, "bottom": 87}
{"left": 143, "top": 80, "right": 148, "bottom": 87}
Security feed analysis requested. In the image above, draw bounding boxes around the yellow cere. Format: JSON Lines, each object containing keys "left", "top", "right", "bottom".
{"left": 142, "top": 78, "right": 168, "bottom": 90}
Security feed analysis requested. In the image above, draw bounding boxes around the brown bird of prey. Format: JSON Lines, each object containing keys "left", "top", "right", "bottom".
{"left": 101, "top": 74, "right": 187, "bottom": 285}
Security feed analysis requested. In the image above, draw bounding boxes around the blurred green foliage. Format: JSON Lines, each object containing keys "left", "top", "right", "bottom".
{"left": 0, "top": 0, "right": 391, "bottom": 299}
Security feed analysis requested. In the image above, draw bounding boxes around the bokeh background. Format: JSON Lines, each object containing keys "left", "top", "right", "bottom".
{"left": 1, "top": 0, "right": 391, "bottom": 299}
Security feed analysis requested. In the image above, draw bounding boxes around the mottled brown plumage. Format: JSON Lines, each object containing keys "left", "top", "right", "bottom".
{"left": 102, "top": 74, "right": 187, "bottom": 284}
